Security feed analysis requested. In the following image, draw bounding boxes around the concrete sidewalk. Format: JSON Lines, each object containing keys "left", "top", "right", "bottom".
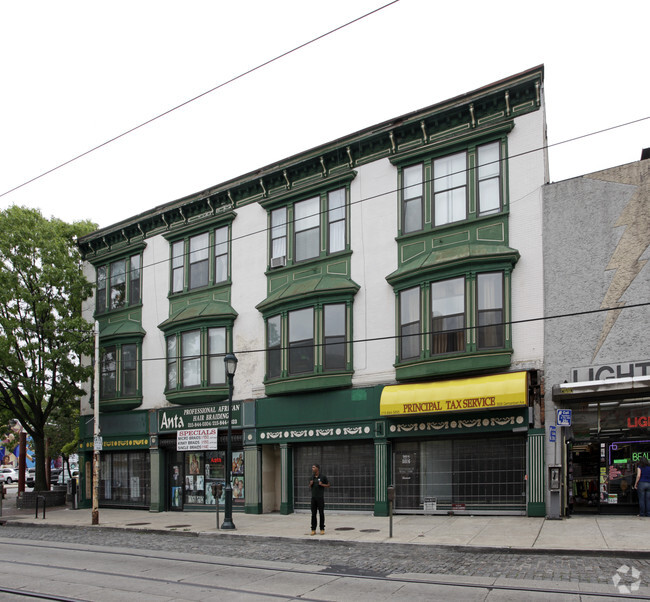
{"left": 3, "top": 494, "right": 650, "bottom": 555}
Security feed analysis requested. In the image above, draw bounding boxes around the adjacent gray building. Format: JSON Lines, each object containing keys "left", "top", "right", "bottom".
{"left": 544, "top": 155, "right": 650, "bottom": 518}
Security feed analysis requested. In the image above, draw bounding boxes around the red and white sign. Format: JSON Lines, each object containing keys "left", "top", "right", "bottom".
{"left": 177, "top": 428, "right": 218, "bottom": 451}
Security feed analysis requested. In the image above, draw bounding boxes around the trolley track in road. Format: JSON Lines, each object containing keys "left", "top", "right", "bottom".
{"left": 1, "top": 539, "right": 649, "bottom": 601}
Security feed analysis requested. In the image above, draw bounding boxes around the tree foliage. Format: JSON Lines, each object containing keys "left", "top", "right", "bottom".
{"left": 0, "top": 206, "right": 96, "bottom": 490}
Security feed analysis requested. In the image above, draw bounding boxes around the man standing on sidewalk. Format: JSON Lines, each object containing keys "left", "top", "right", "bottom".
{"left": 309, "top": 464, "right": 330, "bottom": 535}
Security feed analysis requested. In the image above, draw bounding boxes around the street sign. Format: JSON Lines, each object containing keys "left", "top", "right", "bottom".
{"left": 94, "top": 435, "right": 103, "bottom": 451}
{"left": 557, "top": 409, "right": 572, "bottom": 427}
{"left": 549, "top": 425, "right": 556, "bottom": 442}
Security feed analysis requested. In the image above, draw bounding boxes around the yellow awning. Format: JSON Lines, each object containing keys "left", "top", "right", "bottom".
{"left": 380, "top": 372, "right": 528, "bottom": 417}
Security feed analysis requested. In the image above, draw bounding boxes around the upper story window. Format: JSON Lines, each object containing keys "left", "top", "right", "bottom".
{"left": 266, "top": 302, "right": 349, "bottom": 379}
{"left": 166, "top": 326, "right": 227, "bottom": 390}
{"left": 398, "top": 271, "right": 505, "bottom": 363}
{"left": 96, "top": 253, "right": 142, "bottom": 314}
{"left": 171, "top": 226, "right": 230, "bottom": 294}
{"left": 399, "top": 140, "right": 503, "bottom": 234}
{"left": 269, "top": 186, "right": 348, "bottom": 268}
{"left": 100, "top": 342, "right": 139, "bottom": 399}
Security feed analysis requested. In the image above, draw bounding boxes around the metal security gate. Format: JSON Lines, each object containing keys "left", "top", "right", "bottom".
{"left": 393, "top": 436, "right": 526, "bottom": 514}
{"left": 293, "top": 442, "right": 375, "bottom": 511}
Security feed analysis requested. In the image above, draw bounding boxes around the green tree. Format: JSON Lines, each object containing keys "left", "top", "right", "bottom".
{"left": 0, "top": 206, "right": 96, "bottom": 491}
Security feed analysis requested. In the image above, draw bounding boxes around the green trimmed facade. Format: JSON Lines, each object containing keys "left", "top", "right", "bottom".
{"left": 78, "top": 66, "right": 547, "bottom": 518}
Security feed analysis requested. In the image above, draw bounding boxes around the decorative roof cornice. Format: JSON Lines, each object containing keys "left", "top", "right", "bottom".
{"left": 78, "top": 65, "right": 544, "bottom": 259}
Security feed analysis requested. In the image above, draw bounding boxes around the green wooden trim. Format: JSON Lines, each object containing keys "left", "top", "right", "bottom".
{"left": 98, "top": 308, "right": 145, "bottom": 340}
{"left": 158, "top": 296, "right": 237, "bottom": 331}
{"left": 258, "top": 171, "right": 357, "bottom": 209}
{"left": 86, "top": 241, "right": 147, "bottom": 266}
{"left": 265, "top": 372, "right": 353, "bottom": 396}
{"left": 280, "top": 444, "right": 293, "bottom": 515}
{"left": 149, "top": 448, "right": 164, "bottom": 512}
{"left": 78, "top": 68, "right": 543, "bottom": 259}
{"left": 395, "top": 351, "right": 512, "bottom": 381}
{"left": 387, "top": 408, "right": 528, "bottom": 437}
{"left": 257, "top": 272, "right": 359, "bottom": 314}
{"left": 389, "top": 122, "right": 515, "bottom": 166}
{"left": 387, "top": 240, "right": 519, "bottom": 287}
{"left": 162, "top": 211, "right": 236, "bottom": 242}
{"left": 164, "top": 387, "right": 229, "bottom": 405}
{"left": 244, "top": 445, "right": 263, "bottom": 514}
{"left": 97, "top": 397, "right": 143, "bottom": 412}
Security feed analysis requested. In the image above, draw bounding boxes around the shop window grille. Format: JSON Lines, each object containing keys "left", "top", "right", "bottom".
{"left": 294, "top": 443, "right": 375, "bottom": 511}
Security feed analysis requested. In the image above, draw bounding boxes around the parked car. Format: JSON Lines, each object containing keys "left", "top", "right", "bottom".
{"left": 26, "top": 467, "right": 36, "bottom": 486}
{"left": 50, "top": 468, "right": 63, "bottom": 485}
{"left": 57, "top": 469, "right": 79, "bottom": 485}
{"left": 0, "top": 467, "right": 18, "bottom": 484}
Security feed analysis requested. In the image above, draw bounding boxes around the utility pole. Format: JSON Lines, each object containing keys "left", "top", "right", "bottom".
{"left": 92, "top": 320, "right": 100, "bottom": 525}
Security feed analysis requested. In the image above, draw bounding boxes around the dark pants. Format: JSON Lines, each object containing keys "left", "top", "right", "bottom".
{"left": 639, "top": 481, "right": 650, "bottom": 516}
{"left": 311, "top": 497, "right": 325, "bottom": 531}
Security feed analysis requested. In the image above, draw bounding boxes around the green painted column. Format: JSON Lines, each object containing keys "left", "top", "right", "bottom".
{"left": 149, "top": 448, "right": 163, "bottom": 513}
{"left": 244, "top": 445, "right": 262, "bottom": 514}
{"left": 527, "top": 429, "right": 546, "bottom": 517}
{"left": 280, "top": 443, "right": 293, "bottom": 515}
{"left": 374, "top": 439, "right": 391, "bottom": 517}
{"left": 78, "top": 451, "right": 93, "bottom": 509}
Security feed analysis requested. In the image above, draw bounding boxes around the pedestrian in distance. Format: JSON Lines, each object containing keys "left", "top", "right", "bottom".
{"left": 634, "top": 456, "right": 650, "bottom": 516}
{"left": 309, "top": 464, "right": 330, "bottom": 535}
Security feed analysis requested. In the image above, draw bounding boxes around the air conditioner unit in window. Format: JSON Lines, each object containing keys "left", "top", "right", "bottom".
{"left": 270, "top": 255, "right": 286, "bottom": 268}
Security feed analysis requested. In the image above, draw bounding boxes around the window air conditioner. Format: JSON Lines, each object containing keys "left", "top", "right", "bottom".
{"left": 270, "top": 255, "right": 286, "bottom": 268}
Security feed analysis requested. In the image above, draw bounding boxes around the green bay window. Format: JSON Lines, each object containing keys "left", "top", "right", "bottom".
{"left": 168, "top": 224, "right": 231, "bottom": 295}
{"left": 400, "top": 287, "right": 420, "bottom": 360}
{"left": 402, "top": 164, "right": 424, "bottom": 234}
{"left": 433, "top": 151, "right": 467, "bottom": 226}
{"left": 289, "top": 308, "right": 314, "bottom": 374}
{"left": 324, "top": 304, "right": 346, "bottom": 370}
{"left": 477, "top": 272, "right": 504, "bottom": 349}
{"left": 99, "top": 341, "right": 141, "bottom": 408}
{"left": 294, "top": 197, "right": 320, "bottom": 262}
{"left": 431, "top": 277, "right": 465, "bottom": 355}
{"left": 266, "top": 183, "right": 350, "bottom": 269}
{"left": 477, "top": 141, "right": 501, "bottom": 215}
{"left": 95, "top": 253, "right": 142, "bottom": 314}
{"left": 165, "top": 325, "right": 230, "bottom": 399}
{"left": 396, "top": 270, "right": 510, "bottom": 371}
{"left": 396, "top": 133, "right": 508, "bottom": 236}
{"left": 264, "top": 300, "right": 353, "bottom": 391}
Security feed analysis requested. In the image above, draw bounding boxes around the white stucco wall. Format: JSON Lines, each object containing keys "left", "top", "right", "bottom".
{"left": 508, "top": 107, "right": 547, "bottom": 371}
{"left": 350, "top": 158, "right": 399, "bottom": 387}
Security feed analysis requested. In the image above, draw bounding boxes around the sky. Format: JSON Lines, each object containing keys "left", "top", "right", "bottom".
{"left": 1, "top": 0, "right": 648, "bottom": 230}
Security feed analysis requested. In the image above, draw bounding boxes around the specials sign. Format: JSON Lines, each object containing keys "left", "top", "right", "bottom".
{"left": 177, "top": 428, "right": 218, "bottom": 451}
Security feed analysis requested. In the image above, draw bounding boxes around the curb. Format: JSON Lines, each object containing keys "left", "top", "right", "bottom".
{"left": 5, "top": 518, "right": 650, "bottom": 559}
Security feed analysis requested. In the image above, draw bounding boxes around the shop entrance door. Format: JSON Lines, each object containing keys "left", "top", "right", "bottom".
{"left": 394, "top": 447, "right": 420, "bottom": 509}
{"left": 570, "top": 439, "right": 643, "bottom": 514}
{"left": 569, "top": 442, "right": 600, "bottom": 513}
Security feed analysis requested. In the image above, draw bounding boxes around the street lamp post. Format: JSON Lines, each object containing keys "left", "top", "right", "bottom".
{"left": 221, "top": 352, "right": 238, "bottom": 530}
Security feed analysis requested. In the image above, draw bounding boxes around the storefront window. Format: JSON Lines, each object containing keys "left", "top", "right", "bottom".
{"left": 170, "top": 449, "right": 244, "bottom": 509}
{"left": 99, "top": 451, "right": 150, "bottom": 508}
{"left": 393, "top": 436, "right": 526, "bottom": 513}
{"left": 568, "top": 398, "right": 650, "bottom": 513}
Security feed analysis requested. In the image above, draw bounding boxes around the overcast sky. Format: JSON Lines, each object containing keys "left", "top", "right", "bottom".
{"left": 1, "top": 0, "right": 648, "bottom": 230}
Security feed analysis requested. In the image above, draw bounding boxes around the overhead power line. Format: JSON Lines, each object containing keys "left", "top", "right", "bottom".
{"left": 83, "top": 114, "right": 650, "bottom": 279}
{"left": 0, "top": 0, "right": 402, "bottom": 201}
{"left": 73, "top": 299, "right": 650, "bottom": 361}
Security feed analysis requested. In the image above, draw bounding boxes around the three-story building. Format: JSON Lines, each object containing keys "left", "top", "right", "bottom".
{"left": 77, "top": 65, "right": 549, "bottom": 517}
